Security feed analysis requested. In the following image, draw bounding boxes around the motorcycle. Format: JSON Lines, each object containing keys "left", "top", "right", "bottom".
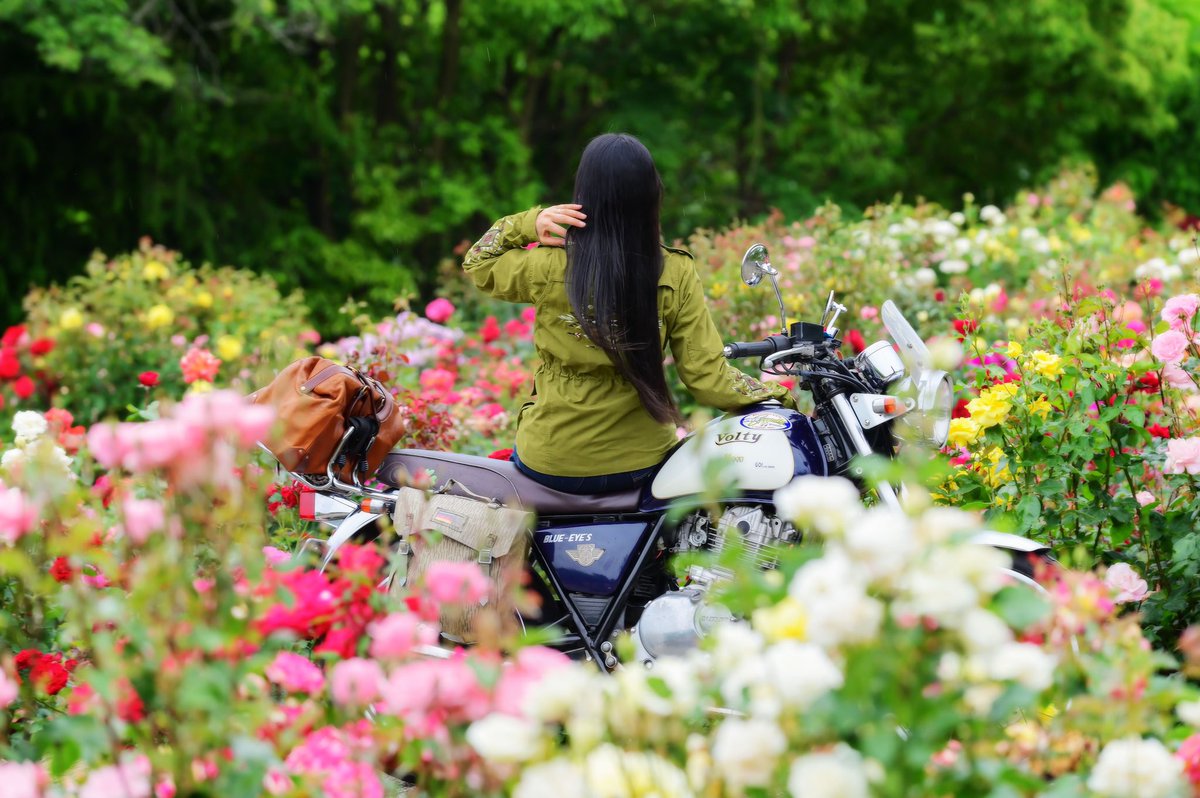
{"left": 280, "top": 243, "right": 1049, "bottom": 671}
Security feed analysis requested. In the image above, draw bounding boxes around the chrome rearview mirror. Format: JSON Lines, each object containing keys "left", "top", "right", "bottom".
{"left": 740, "top": 243, "right": 789, "bottom": 333}
{"left": 740, "top": 243, "right": 775, "bottom": 287}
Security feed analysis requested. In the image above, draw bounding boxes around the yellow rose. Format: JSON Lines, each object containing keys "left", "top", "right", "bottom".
{"left": 947, "top": 418, "right": 982, "bottom": 448}
{"left": 194, "top": 291, "right": 214, "bottom": 309}
{"left": 187, "top": 380, "right": 214, "bottom": 395}
{"left": 145, "top": 304, "right": 175, "bottom": 330}
{"left": 1071, "top": 227, "right": 1092, "bottom": 243}
{"left": 216, "top": 335, "right": 244, "bottom": 361}
{"left": 1029, "top": 350, "right": 1063, "bottom": 379}
{"left": 1028, "top": 395, "right": 1052, "bottom": 419}
{"left": 987, "top": 382, "right": 1020, "bottom": 400}
{"left": 60, "top": 308, "right": 84, "bottom": 331}
{"left": 142, "top": 260, "right": 169, "bottom": 281}
{"left": 1005, "top": 341, "right": 1023, "bottom": 358}
{"left": 966, "top": 392, "right": 1011, "bottom": 428}
{"left": 752, "top": 597, "right": 807, "bottom": 642}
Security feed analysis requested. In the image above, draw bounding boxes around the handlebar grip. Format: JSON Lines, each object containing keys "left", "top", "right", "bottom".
{"left": 722, "top": 335, "right": 790, "bottom": 359}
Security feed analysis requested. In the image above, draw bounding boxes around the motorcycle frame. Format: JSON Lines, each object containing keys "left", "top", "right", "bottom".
{"left": 527, "top": 512, "right": 668, "bottom": 671}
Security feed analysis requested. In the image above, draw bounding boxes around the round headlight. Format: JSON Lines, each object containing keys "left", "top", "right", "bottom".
{"left": 916, "top": 370, "right": 954, "bottom": 447}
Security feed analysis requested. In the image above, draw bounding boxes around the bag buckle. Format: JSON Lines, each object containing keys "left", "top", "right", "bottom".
{"left": 477, "top": 533, "right": 497, "bottom": 566}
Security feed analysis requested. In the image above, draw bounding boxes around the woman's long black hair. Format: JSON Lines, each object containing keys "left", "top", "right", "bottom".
{"left": 566, "top": 133, "right": 682, "bottom": 425}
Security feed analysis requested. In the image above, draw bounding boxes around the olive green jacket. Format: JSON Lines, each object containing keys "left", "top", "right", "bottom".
{"left": 463, "top": 207, "right": 795, "bottom": 477}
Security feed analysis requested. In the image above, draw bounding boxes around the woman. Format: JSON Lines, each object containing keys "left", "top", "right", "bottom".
{"left": 463, "top": 133, "right": 795, "bottom": 494}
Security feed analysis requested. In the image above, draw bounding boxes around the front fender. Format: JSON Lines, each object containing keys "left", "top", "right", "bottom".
{"left": 969, "top": 530, "right": 1050, "bottom": 554}
{"left": 318, "top": 510, "right": 385, "bottom": 571}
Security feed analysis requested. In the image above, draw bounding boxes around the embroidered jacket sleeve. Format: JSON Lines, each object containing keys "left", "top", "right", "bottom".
{"left": 668, "top": 261, "right": 797, "bottom": 411}
{"left": 462, "top": 207, "right": 544, "bottom": 303}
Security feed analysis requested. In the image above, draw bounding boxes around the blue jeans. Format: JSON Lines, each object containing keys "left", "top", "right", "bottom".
{"left": 510, "top": 449, "right": 657, "bottom": 494}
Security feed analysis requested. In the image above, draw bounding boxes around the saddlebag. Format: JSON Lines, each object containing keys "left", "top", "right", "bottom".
{"left": 249, "top": 356, "right": 405, "bottom": 482}
{"left": 391, "top": 481, "right": 532, "bottom": 642}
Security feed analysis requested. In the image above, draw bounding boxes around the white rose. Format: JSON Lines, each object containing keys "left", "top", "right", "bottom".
{"left": 711, "top": 718, "right": 786, "bottom": 791}
{"left": 1180, "top": 247, "right": 1198, "bottom": 266}
{"left": 949, "top": 212, "right": 966, "bottom": 226}
{"left": 939, "top": 258, "right": 969, "bottom": 275}
{"left": 11, "top": 411, "right": 47, "bottom": 442}
{"left": 710, "top": 622, "right": 766, "bottom": 674}
{"left": 790, "top": 548, "right": 883, "bottom": 648}
{"left": 911, "top": 267, "right": 938, "bottom": 287}
{"left": 763, "top": 641, "right": 844, "bottom": 709}
{"left": 1, "top": 448, "right": 25, "bottom": 471}
{"left": 893, "top": 568, "right": 978, "bottom": 627}
{"left": 979, "top": 205, "right": 1005, "bottom": 225}
{"left": 842, "top": 509, "right": 917, "bottom": 582}
{"left": 958, "top": 607, "right": 1013, "bottom": 653}
{"left": 1087, "top": 737, "right": 1185, "bottom": 798}
{"left": 986, "top": 642, "right": 1055, "bottom": 693}
{"left": 585, "top": 745, "right": 694, "bottom": 798}
{"left": 925, "top": 220, "right": 958, "bottom": 241}
{"left": 514, "top": 759, "right": 588, "bottom": 798}
{"left": 914, "top": 507, "right": 976, "bottom": 545}
{"left": 964, "top": 683, "right": 1002, "bottom": 715}
{"left": 786, "top": 745, "right": 870, "bottom": 798}
{"left": 465, "top": 713, "right": 543, "bottom": 763}
{"left": 773, "top": 475, "right": 863, "bottom": 537}
{"left": 523, "top": 665, "right": 597, "bottom": 723}
{"left": 953, "top": 237, "right": 972, "bottom": 255}
{"left": 1177, "top": 700, "right": 1200, "bottom": 727}
{"left": 723, "top": 641, "right": 844, "bottom": 717}
{"left": 928, "top": 337, "right": 964, "bottom": 371}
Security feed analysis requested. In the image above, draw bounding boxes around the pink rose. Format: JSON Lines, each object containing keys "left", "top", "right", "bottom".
{"left": 492, "top": 646, "right": 573, "bottom": 716}
{"left": 329, "top": 658, "right": 383, "bottom": 707}
{"left": 0, "top": 669, "right": 18, "bottom": 706}
{"left": 0, "top": 486, "right": 37, "bottom": 543}
{"left": 424, "top": 561, "right": 490, "bottom": 605}
{"left": 263, "top": 546, "right": 291, "bottom": 567}
{"left": 1105, "top": 563, "right": 1149, "bottom": 604}
{"left": 1151, "top": 330, "right": 1190, "bottom": 364}
{"left": 80, "top": 755, "right": 151, "bottom": 798}
{"left": 369, "top": 612, "right": 438, "bottom": 660}
{"left": 378, "top": 660, "right": 439, "bottom": 718}
{"left": 1164, "top": 362, "right": 1197, "bottom": 390}
{"left": 265, "top": 651, "right": 325, "bottom": 694}
{"left": 0, "top": 761, "right": 47, "bottom": 798}
{"left": 263, "top": 769, "right": 293, "bottom": 796}
{"left": 1135, "top": 491, "right": 1156, "bottom": 507}
{"left": 425, "top": 298, "right": 456, "bottom": 324}
{"left": 1162, "top": 294, "right": 1200, "bottom": 331}
{"left": 122, "top": 498, "right": 165, "bottom": 544}
{"left": 1165, "top": 437, "right": 1200, "bottom": 475}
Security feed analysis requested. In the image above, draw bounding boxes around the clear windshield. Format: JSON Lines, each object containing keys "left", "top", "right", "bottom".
{"left": 881, "top": 300, "right": 931, "bottom": 373}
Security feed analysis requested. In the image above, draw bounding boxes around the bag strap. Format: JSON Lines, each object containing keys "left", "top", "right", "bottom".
{"left": 435, "top": 478, "right": 502, "bottom": 509}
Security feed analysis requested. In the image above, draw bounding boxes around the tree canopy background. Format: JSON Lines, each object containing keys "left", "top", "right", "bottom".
{"left": 2, "top": 0, "right": 1197, "bottom": 334}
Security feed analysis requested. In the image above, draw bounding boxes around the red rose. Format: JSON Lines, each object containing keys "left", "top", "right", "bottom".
{"left": 30, "top": 655, "right": 70, "bottom": 695}
{"left": 0, "top": 348, "right": 19, "bottom": 379}
{"left": 844, "top": 329, "right": 867, "bottom": 354}
{"left": 480, "top": 316, "right": 501, "bottom": 344}
{"left": 29, "top": 338, "right": 54, "bottom": 356}
{"left": 934, "top": 290, "right": 946, "bottom": 303}
{"left": 487, "top": 448, "right": 514, "bottom": 461}
{"left": 1147, "top": 423, "right": 1172, "bottom": 439}
{"left": 14, "top": 648, "right": 42, "bottom": 673}
{"left": 50, "top": 556, "right": 74, "bottom": 583}
{"left": 952, "top": 319, "right": 979, "bottom": 337}
{"left": 952, "top": 398, "right": 971, "bottom": 419}
{"left": 1, "top": 325, "right": 26, "bottom": 348}
{"left": 116, "top": 680, "right": 145, "bottom": 723}
{"left": 1135, "top": 372, "right": 1160, "bottom": 393}
{"left": 13, "top": 375, "right": 34, "bottom": 399}
{"left": 138, "top": 371, "right": 160, "bottom": 387}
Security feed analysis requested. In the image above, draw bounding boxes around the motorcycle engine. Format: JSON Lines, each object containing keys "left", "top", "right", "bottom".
{"left": 632, "top": 505, "right": 799, "bottom": 666}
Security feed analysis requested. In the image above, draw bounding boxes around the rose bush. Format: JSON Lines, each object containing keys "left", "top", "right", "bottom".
{"left": 18, "top": 238, "right": 316, "bottom": 424}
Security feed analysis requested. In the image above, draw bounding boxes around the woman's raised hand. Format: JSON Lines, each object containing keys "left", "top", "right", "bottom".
{"left": 535, "top": 204, "right": 587, "bottom": 247}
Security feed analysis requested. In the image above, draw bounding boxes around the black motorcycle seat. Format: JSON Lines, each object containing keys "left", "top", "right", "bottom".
{"left": 375, "top": 450, "right": 645, "bottom": 515}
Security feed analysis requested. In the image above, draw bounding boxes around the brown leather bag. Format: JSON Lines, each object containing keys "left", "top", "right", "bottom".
{"left": 249, "top": 356, "right": 405, "bottom": 481}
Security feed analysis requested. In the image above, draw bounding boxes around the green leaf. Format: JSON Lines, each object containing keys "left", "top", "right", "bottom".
{"left": 991, "top": 585, "right": 1050, "bottom": 631}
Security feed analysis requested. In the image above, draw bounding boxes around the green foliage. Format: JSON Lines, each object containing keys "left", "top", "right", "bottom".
{"left": 0, "top": 0, "right": 1196, "bottom": 335}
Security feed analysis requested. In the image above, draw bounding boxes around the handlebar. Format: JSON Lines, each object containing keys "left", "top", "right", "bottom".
{"left": 722, "top": 334, "right": 791, "bottom": 359}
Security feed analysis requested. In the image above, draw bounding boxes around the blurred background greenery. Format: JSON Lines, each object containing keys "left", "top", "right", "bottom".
{"left": 2, "top": 0, "right": 1198, "bottom": 335}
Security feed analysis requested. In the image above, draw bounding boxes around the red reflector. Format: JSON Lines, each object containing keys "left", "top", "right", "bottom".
{"left": 299, "top": 491, "right": 316, "bottom": 521}
{"left": 883, "top": 397, "right": 898, "bottom": 414}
